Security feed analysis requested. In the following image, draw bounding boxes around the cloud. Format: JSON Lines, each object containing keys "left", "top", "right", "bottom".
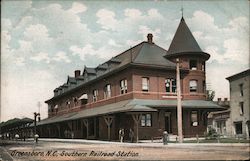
{"left": 70, "top": 43, "right": 119, "bottom": 61}
{"left": 108, "top": 39, "right": 121, "bottom": 47}
{"left": 1, "top": 69, "right": 61, "bottom": 121}
{"left": 188, "top": 10, "right": 249, "bottom": 65}
{"left": 126, "top": 39, "right": 142, "bottom": 46}
{"left": 223, "top": 38, "right": 249, "bottom": 64}
{"left": 96, "top": 9, "right": 118, "bottom": 30}
{"left": 68, "top": 2, "right": 87, "bottom": 14}
{"left": 124, "top": 8, "right": 142, "bottom": 19}
{"left": 147, "top": 9, "right": 163, "bottom": 19}
{"left": 23, "top": 24, "right": 50, "bottom": 41}
{"left": 30, "top": 52, "right": 50, "bottom": 63}
{"left": 53, "top": 51, "right": 71, "bottom": 63}
{"left": 138, "top": 25, "right": 161, "bottom": 40}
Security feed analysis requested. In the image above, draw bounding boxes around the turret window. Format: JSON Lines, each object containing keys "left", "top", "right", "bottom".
{"left": 202, "top": 62, "right": 205, "bottom": 71}
{"left": 189, "top": 80, "right": 197, "bottom": 92}
{"left": 142, "top": 77, "right": 149, "bottom": 92}
{"left": 189, "top": 60, "right": 197, "bottom": 70}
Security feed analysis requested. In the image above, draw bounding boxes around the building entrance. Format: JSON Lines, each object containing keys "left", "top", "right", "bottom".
{"left": 165, "top": 112, "right": 172, "bottom": 133}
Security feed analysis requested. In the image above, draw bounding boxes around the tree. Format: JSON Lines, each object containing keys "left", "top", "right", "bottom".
{"left": 206, "top": 90, "right": 215, "bottom": 101}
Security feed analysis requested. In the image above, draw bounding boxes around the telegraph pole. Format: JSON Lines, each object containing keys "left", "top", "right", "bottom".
{"left": 176, "top": 58, "right": 183, "bottom": 143}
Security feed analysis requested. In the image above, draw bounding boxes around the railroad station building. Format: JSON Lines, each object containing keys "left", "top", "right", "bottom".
{"left": 36, "top": 17, "right": 223, "bottom": 141}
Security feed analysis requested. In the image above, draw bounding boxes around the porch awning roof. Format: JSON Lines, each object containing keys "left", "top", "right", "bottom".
{"left": 36, "top": 99, "right": 223, "bottom": 126}
{"left": 130, "top": 99, "right": 223, "bottom": 109}
{"left": 36, "top": 99, "right": 156, "bottom": 126}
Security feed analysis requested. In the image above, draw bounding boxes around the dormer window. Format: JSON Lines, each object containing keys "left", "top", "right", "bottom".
{"left": 189, "top": 60, "right": 197, "bottom": 70}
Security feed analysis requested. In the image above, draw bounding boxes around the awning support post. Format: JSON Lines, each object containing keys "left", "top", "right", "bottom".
{"left": 47, "top": 125, "right": 51, "bottom": 137}
{"left": 83, "top": 119, "right": 89, "bottom": 139}
{"left": 103, "top": 116, "right": 114, "bottom": 141}
{"left": 56, "top": 124, "right": 61, "bottom": 138}
{"left": 132, "top": 114, "right": 142, "bottom": 143}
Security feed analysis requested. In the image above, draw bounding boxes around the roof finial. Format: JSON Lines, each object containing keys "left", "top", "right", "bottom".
{"left": 181, "top": 0, "right": 184, "bottom": 19}
{"left": 181, "top": 6, "right": 184, "bottom": 18}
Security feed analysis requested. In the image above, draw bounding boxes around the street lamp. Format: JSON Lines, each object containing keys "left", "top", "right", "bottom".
{"left": 34, "top": 112, "right": 40, "bottom": 143}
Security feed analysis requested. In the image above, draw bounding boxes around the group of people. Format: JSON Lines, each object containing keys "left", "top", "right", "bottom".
{"left": 119, "top": 128, "right": 134, "bottom": 143}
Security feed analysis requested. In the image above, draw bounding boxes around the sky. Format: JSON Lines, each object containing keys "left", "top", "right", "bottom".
{"left": 1, "top": 0, "right": 249, "bottom": 122}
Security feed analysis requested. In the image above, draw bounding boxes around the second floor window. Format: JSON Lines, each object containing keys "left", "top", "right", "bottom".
{"left": 120, "top": 79, "right": 128, "bottom": 94}
{"left": 104, "top": 84, "right": 111, "bottom": 99}
{"left": 165, "top": 78, "right": 176, "bottom": 93}
{"left": 189, "top": 80, "right": 197, "bottom": 92}
{"left": 93, "top": 89, "right": 98, "bottom": 102}
{"left": 66, "top": 100, "right": 71, "bottom": 108}
{"left": 142, "top": 77, "right": 149, "bottom": 92}
{"left": 239, "top": 102, "right": 244, "bottom": 115}
{"left": 239, "top": 84, "right": 243, "bottom": 96}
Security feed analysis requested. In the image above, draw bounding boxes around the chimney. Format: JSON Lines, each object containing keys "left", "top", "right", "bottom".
{"left": 217, "top": 98, "right": 221, "bottom": 102}
{"left": 147, "top": 33, "right": 153, "bottom": 44}
{"left": 74, "top": 70, "right": 81, "bottom": 78}
{"left": 224, "top": 98, "right": 228, "bottom": 101}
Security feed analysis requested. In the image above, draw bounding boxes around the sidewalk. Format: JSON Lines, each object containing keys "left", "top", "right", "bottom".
{"left": 1, "top": 138, "right": 249, "bottom": 148}
{"left": 37, "top": 138, "right": 249, "bottom": 147}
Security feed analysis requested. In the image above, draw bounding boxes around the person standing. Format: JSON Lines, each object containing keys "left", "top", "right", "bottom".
{"left": 119, "top": 128, "right": 124, "bottom": 142}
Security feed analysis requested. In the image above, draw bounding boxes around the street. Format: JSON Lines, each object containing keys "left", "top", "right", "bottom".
{"left": 0, "top": 139, "right": 249, "bottom": 160}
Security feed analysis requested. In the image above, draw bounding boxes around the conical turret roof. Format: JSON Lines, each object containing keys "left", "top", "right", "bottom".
{"left": 166, "top": 17, "right": 210, "bottom": 60}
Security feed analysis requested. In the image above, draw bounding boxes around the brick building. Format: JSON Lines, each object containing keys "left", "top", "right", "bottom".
{"left": 226, "top": 69, "right": 250, "bottom": 139}
{"left": 37, "top": 17, "right": 223, "bottom": 141}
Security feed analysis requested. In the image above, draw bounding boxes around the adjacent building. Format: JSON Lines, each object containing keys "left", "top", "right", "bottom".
{"left": 36, "top": 17, "right": 223, "bottom": 141}
{"left": 226, "top": 69, "right": 250, "bottom": 139}
{"left": 207, "top": 98, "right": 231, "bottom": 137}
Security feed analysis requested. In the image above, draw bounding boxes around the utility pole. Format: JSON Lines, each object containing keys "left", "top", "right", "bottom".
{"left": 34, "top": 112, "right": 40, "bottom": 143}
{"left": 176, "top": 58, "right": 183, "bottom": 143}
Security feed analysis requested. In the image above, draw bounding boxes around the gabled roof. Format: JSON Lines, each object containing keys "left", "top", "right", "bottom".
{"left": 96, "top": 63, "right": 108, "bottom": 70}
{"left": 67, "top": 76, "right": 77, "bottom": 84}
{"left": 166, "top": 17, "right": 210, "bottom": 60}
{"left": 46, "top": 36, "right": 179, "bottom": 103}
{"left": 84, "top": 66, "right": 96, "bottom": 75}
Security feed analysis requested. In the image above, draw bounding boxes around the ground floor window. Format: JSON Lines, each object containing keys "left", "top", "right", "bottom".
{"left": 141, "top": 114, "right": 152, "bottom": 127}
{"left": 191, "top": 111, "right": 198, "bottom": 126}
{"left": 216, "top": 120, "right": 226, "bottom": 135}
{"left": 235, "top": 122, "right": 242, "bottom": 134}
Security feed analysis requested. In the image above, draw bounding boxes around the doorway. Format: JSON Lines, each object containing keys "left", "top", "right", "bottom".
{"left": 165, "top": 112, "right": 172, "bottom": 133}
